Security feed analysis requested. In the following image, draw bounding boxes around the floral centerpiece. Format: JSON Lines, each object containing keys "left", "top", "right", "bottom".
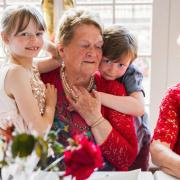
{"left": 0, "top": 128, "right": 104, "bottom": 180}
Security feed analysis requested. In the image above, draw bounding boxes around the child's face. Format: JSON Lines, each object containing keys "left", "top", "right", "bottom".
{"left": 6, "top": 19, "right": 44, "bottom": 60}
{"left": 99, "top": 53, "right": 132, "bottom": 80}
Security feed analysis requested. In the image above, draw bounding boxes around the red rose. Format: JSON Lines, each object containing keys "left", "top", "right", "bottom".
{"left": 64, "top": 134, "right": 104, "bottom": 180}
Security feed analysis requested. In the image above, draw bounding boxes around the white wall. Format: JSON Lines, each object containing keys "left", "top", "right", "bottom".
{"left": 167, "top": 0, "right": 180, "bottom": 86}
{"left": 150, "top": 0, "right": 180, "bottom": 130}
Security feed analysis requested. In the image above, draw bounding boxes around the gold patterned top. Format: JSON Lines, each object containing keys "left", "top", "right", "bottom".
{"left": 30, "top": 65, "right": 46, "bottom": 115}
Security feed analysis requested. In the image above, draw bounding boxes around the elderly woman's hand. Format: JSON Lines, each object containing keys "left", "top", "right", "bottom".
{"left": 67, "top": 86, "right": 103, "bottom": 127}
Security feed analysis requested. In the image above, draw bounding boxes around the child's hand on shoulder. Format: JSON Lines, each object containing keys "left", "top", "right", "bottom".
{"left": 45, "top": 83, "right": 57, "bottom": 107}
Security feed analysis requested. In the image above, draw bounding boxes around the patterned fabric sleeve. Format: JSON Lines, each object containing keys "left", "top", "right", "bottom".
{"left": 100, "top": 109, "right": 138, "bottom": 171}
{"left": 153, "top": 84, "right": 180, "bottom": 150}
{"left": 117, "top": 64, "right": 145, "bottom": 96}
{"left": 95, "top": 74, "right": 138, "bottom": 170}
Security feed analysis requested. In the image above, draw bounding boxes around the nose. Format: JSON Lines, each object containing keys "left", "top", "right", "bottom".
{"left": 87, "top": 46, "right": 102, "bottom": 58}
{"left": 87, "top": 47, "right": 95, "bottom": 57}
{"left": 108, "top": 63, "right": 117, "bottom": 74}
{"left": 29, "top": 34, "right": 38, "bottom": 42}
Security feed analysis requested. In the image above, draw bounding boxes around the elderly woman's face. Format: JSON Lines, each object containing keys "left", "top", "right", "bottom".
{"left": 61, "top": 24, "right": 103, "bottom": 78}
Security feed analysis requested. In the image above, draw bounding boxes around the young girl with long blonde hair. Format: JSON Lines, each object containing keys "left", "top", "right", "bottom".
{"left": 0, "top": 5, "right": 57, "bottom": 136}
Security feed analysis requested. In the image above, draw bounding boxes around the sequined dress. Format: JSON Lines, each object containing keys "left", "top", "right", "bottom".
{"left": 152, "top": 83, "right": 180, "bottom": 155}
{"left": 0, "top": 63, "right": 46, "bottom": 133}
{"left": 41, "top": 68, "right": 138, "bottom": 171}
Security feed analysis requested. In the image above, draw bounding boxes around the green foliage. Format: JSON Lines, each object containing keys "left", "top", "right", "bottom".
{"left": 35, "top": 136, "right": 48, "bottom": 168}
{"left": 0, "top": 160, "right": 8, "bottom": 167}
{"left": 35, "top": 136, "right": 48, "bottom": 157}
{"left": 47, "top": 131, "right": 57, "bottom": 143}
{"left": 11, "top": 133, "right": 35, "bottom": 158}
{"left": 1, "top": 130, "right": 65, "bottom": 170}
{"left": 47, "top": 130, "right": 64, "bottom": 156}
{"left": 51, "top": 142, "right": 64, "bottom": 155}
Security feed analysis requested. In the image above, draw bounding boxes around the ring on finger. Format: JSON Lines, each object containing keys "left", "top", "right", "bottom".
{"left": 73, "top": 95, "right": 79, "bottom": 102}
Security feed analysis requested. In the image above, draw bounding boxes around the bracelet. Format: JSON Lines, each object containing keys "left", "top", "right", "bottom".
{"left": 91, "top": 116, "right": 105, "bottom": 128}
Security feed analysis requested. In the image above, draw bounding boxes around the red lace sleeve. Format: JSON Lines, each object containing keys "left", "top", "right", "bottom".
{"left": 100, "top": 109, "right": 138, "bottom": 171}
{"left": 153, "top": 84, "right": 180, "bottom": 150}
{"left": 95, "top": 73, "right": 138, "bottom": 170}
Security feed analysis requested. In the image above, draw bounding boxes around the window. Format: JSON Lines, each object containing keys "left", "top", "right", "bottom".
{"left": 76, "top": 0, "right": 153, "bottom": 115}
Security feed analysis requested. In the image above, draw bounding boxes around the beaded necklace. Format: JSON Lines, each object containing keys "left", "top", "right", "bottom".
{"left": 60, "top": 63, "right": 94, "bottom": 97}
{"left": 60, "top": 64, "right": 94, "bottom": 131}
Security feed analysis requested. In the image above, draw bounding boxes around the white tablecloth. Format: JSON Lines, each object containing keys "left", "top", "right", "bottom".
{"left": 30, "top": 170, "right": 153, "bottom": 180}
{"left": 1, "top": 169, "right": 154, "bottom": 180}
{"left": 139, "top": 172, "right": 154, "bottom": 180}
{"left": 88, "top": 170, "right": 153, "bottom": 180}
{"left": 154, "top": 171, "right": 180, "bottom": 180}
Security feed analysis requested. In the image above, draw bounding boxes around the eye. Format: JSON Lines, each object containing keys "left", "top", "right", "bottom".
{"left": 81, "top": 44, "right": 89, "bottom": 48}
{"left": 20, "top": 32, "right": 29, "bottom": 36}
{"left": 96, "top": 44, "right": 102, "bottom": 49}
{"left": 102, "top": 58, "right": 112, "bottom": 64}
{"left": 96, "top": 46, "right": 102, "bottom": 50}
{"left": 36, "top": 32, "right": 43, "bottom": 36}
{"left": 96, "top": 42, "right": 103, "bottom": 49}
{"left": 117, "top": 63, "right": 126, "bottom": 68}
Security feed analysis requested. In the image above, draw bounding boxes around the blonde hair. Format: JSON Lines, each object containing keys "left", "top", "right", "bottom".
{"left": 55, "top": 8, "right": 103, "bottom": 46}
{"left": 1, "top": 5, "right": 46, "bottom": 36}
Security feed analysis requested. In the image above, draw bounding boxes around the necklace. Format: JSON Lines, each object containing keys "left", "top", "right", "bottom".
{"left": 60, "top": 63, "right": 95, "bottom": 97}
{"left": 59, "top": 64, "right": 93, "bottom": 131}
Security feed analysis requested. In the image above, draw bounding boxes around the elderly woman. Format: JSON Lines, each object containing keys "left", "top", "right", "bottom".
{"left": 41, "top": 8, "right": 138, "bottom": 171}
{"left": 150, "top": 84, "right": 180, "bottom": 178}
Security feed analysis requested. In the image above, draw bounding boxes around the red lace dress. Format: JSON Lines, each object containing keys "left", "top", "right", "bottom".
{"left": 41, "top": 68, "right": 138, "bottom": 171}
{"left": 152, "top": 83, "right": 180, "bottom": 155}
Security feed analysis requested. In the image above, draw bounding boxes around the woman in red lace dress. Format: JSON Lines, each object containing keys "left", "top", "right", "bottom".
{"left": 41, "top": 8, "right": 138, "bottom": 171}
{"left": 150, "top": 84, "right": 180, "bottom": 178}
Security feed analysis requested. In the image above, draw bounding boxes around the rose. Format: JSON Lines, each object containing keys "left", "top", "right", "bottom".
{"left": 64, "top": 134, "right": 104, "bottom": 180}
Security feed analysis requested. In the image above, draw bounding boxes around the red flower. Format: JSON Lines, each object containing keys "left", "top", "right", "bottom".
{"left": 64, "top": 134, "right": 104, "bottom": 180}
{"left": 0, "top": 126, "right": 14, "bottom": 143}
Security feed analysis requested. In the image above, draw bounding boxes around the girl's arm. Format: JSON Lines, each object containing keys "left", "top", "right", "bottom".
{"left": 37, "top": 41, "right": 61, "bottom": 73}
{"left": 5, "top": 66, "right": 57, "bottom": 135}
{"left": 100, "top": 91, "right": 145, "bottom": 116}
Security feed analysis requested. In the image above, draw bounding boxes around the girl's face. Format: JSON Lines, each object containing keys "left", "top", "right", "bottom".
{"left": 6, "top": 19, "right": 44, "bottom": 60}
{"left": 99, "top": 53, "right": 132, "bottom": 80}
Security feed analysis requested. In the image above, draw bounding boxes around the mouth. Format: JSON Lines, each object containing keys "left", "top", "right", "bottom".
{"left": 83, "top": 61, "right": 96, "bottom": 64}
{"left": 25, "top": 47, "right": 40, "bottom": 51}
{"left": 103, "top": 73, "right": 116, "bottom": 80}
